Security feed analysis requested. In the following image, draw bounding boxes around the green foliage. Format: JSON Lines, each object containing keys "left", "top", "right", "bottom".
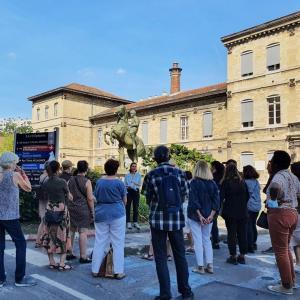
{"left": 87, "top": 168, "right": 102, "bottom": 188}
{"left": 0, "top": 119, "right": 33, "bottom": 135}
{"left": 0, "top": 135, "right": 14, "bottom": 154}
{"left": 141, "top": 144, "right": 215, "bottom": 171}
{"left": 19, "top": 191, "right": 39, "bottom": 222}
{"left": 138, "top": 194, "right": 149, "bottom": 222}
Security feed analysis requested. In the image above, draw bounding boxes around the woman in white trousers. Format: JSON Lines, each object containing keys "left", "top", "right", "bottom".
{"left": 187, "top": 160, "right": 220, "bottom": 274}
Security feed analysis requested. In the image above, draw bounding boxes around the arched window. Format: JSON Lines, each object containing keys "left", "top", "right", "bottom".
{"left": 267, "top": 95, "right": 280, "bottom": 125}
{"left": 241, "top": 99, "right": 253, "bottom": 127}
{"left": 45, "top": 106, "right": 49, "bottom": 120}
{"left": 203, "top": 112, "right": 213, "bottom": 138}
{"left": 267, "top": 43, "right": 280, "bottom": 71}
{"left": 241, "top": 50, "right": 253, "bottom": 77}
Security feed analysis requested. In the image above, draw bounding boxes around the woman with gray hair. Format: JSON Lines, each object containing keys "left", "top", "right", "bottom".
{"left": 0, "top": 152, "right": 37, "bottom": 287}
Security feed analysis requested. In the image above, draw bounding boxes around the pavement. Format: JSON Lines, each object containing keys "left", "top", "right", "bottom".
{"left": 1, "top": 229, "right": 300, "bottom": 300}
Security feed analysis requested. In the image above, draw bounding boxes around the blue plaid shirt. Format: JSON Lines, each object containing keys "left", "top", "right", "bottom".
{"left": 141, "top": 162, "right": 189, "bottom": 231}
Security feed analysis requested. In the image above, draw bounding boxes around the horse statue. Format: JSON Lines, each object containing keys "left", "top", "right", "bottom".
{"left": 104, "top": 106, "right": 146, "bottom": 169}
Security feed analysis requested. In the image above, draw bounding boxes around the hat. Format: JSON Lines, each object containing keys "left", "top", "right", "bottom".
{"left": 222, "top": 159, "right": 237, "bottom": 166}
{"left": 61, "top": 160, "right": 73, "bottom": 169}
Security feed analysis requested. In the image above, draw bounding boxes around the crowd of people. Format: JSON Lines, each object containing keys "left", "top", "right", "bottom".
{"left": 0, "top": 146, "right": 299, "bottom": 298}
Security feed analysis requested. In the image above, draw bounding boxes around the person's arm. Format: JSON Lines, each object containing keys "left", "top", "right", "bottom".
{"left": 86, "top": 179, "right": 95, "bottom": 213}
{"left": 179, "top": 171, "right": 189, "bottom": 203}
{"left": 120, "top": 181, "right": 127, "bottom": 205}
{"left": 133, "top": 173, "right": 142, "bottom": 189}
{"left": 207, "top": 182, "right": 219, "bottom": 223}
{"left": 141, "top": 173, "right": 151, "bottom": 205}
{"left": 14, "top": 172, "right": 31, "bottom": 192}
{"left": 63, "top": 181, "right": 73, "bottom": 202}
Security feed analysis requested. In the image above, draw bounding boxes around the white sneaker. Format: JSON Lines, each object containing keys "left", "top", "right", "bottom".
{"left": 127, "top": 222, "right": 132, "bottom": 229}
{"left": 133, "top": 223, "right": 140, "bottom": 230}
{"left": 294, "top": 264, "right": 300, "bottom": 274}
{"left": 267, "top": 284, "right": 293, "bottom": 295}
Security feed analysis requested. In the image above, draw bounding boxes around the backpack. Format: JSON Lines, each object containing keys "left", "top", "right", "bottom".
{"left": 156, "top": 167, "right": 182, "bottom": 214}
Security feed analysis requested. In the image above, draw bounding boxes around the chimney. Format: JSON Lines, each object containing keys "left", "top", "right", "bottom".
{"left": 169, "top": 62, "right": 182, "bottom": 94}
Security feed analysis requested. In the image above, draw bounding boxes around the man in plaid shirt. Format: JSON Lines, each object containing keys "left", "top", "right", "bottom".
{"left": 142, "top": 146, "right": 193, "bottom": 300}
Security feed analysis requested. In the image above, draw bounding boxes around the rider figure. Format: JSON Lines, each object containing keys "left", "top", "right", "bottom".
{"left": 128, "top": 110, "right": 139, "bottom": 150}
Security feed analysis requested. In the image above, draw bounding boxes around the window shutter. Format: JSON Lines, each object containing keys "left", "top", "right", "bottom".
{"left": 267, "top": 44, "right": 280, "bottom": 67}
{"left": 203, "top": 112, "right": 213, "bottom": 137}
{"left": 241, "top": 100, "right": 253, "bottom": 123}
{"left": 241, "top": 153, "right": 254, "bottom": 167}
{"left": 142, "top": 122, "right": 148, "bottom": 144}
{"left": 241, "top": 51, "right": 253, "bottom": 75}
{"left": 98, "top": 129, "right": 103, "bottom": 148}
{"left": 160, "top": 119, "right": 168, "bottom": 144}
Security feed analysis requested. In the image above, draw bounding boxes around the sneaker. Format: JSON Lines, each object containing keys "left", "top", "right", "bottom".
{"left": 294, "top": 264, "right": 300, "bottom": 274}
{"left": 237, "top": 255, "right": 246, "bottom": 264}
{"left": 226, "top": 256, "right": 238, "bottom": 265}
{"left": 15, "top": 276, "right": 37, "bottom": 287}
{"left": 192, "top": 266, "right": 205, "bottom": 274}
{"left": 262, "top": 246, "right": 273, "bottom": 254}
{"left": 114, "top": 273, "right": 126, "bottom": 280}
{"left": 127, "top": 222, "right": 132, "bottom": 229}
{"left": 133, "top": 223, "right": 140, "bottom": 230}
{"left": 182, "top": 291, "right": 194, "bottom": 300}
{"left": 206, "top": 264, "right": 214, "bottom": 274}
{"left": 267, "top": 284, "right": 293, "bottom": 295}
{"left": 277, "top": 280, "right": 296, "bottom": 289}
{"left": 0, "top": 280, "right": 6, "bottom": 288}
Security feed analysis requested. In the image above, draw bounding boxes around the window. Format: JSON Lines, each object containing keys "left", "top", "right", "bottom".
{"left": 54, "top": 103, "right": 58, "bottom": 117}
{"left": 37, "top": 108, "right": 40, "bottom": 121}
{"left": 241, "top": 152, "right": 254, "bottom": 167}
{"left": 180, "top": 116, "right": 189, "bottom": 140}
{"left": 267, "top": 43, "right": 280, "bottom": 71}
{"left": 45, "top": 106, "right": 49, "bottom": 119}
{"left": 160, "top": 118, "right": 168, "bottom": 144}
{"left": 241, "top": 100, "right": 253, "bottom": 127}
{"left": 241, "top": 51, "right": 253, "bottom": 77}
{"left": 97, "top": 129, "right": 103, "bottom": 148}
{"left": 268, "top": 95, "right": 281, "bottom": 125}
{"left": 203, "top": 112, "right": 213, "bottom": 138}
{"left": 142, "top": 121, "right": 148, "bottom": 145}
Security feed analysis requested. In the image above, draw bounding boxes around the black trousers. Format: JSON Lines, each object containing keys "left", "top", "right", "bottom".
{"left": 211, "top": 214, "right": 219, "bottom": 245}
{"left": 247, "top": 210, "right": 259, "bottom": 250}
{"left": 151, "top": 228, "right": 192, "bottom": 299}
{"left": 224, "top": 217, "right": 247, "bottom": 256}
{"left": 126, "top": 189, "right": 140, "bottom": 223}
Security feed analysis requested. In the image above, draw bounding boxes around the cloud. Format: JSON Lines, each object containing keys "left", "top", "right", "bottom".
{"left": 116, "top": 68, "right": 126, "bottom": 75}
{"left": 7, "top": 52, "right": 17, "bottom": 60}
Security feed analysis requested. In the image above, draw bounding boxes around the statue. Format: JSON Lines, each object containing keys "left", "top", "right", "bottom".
{"left": 104, "top": 105, "right": 146, "bottom": 169}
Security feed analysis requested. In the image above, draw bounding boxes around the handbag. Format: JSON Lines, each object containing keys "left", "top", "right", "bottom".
{"left": 44, "top": 209, "right": 65, "bottom": 225}
{"left": 98, "top": 247, "right": 114, "bottom": 278}
{"left": 256, "top": 211, "right": 268, "bottom": 229}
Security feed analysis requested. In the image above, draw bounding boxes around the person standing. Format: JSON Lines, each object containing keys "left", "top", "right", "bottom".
{"left": 41, "top": 160, "right": 73, "bottom": 271}
{"left": 59, "top": 160, "right": 73, "bottom": 182}
{"left": 35, "top": 161, "right": 49, "bottom": 248}
{"left": 142, "top": 145, "right": 193, "bottom": 300}
{"left": 266, "top": 151, "right": 300, "bottom": 295}
{"left": 124, "top": 162, "right": 142, "bottom": 230}
{"left": 220, "top": 163, "right": 249, "bottom": 265}
{"left": 243, "top": 165, "right": 261, "bottom": 253}
{"left": 92, "top": 159, "right": 127, "bottom": 279}
{"left": 67, "top": 161, "right": 94, "bottom": 263}
{"left": 210, "top": 161, "right": 224, "bottom": 249}
{"left": 0, "top": 152, "right": 37, "bottom": 287}
{"left": 188, "top": 161, "right": 220, "bottom": 274}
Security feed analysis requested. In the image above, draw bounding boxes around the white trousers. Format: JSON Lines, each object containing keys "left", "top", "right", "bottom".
{"left": 189, "top": 218, "right": 213, "bottom": 266}
{"left": 92, "top": 216, "right": 126, "bottom": 274}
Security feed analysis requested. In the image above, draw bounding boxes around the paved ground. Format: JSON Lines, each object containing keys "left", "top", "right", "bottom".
{"left": 1, "top": 230, "right": 300, "bottom": 300}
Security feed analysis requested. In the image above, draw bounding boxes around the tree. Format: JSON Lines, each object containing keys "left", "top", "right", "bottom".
{"left": 141, "top": 144, "right": 215, "bottom": 171}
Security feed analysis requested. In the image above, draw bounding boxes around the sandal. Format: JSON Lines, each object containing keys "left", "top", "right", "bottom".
{"left": 48, "top": 264, "right": 58, "bottom": 270}
{"left": 79, "top": 257, "right": 92, "bottom": 264}
{"left": 35, "top": 243, "right": 42, "bottom": 248}
{"left": 114, "top": 273, "right": 126, "bottom": 280}
{"left": 66, "top": 254, "right": 77, "bottom": 261}
{"left": 142, "top": 254, "right": 154, "bottom": 261}
{"left": 58, "top": 264, "right": 73, "bottom": 271}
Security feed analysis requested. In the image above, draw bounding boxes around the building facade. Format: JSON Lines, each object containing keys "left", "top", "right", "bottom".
{"left": 29, "top": 11, "right": 300, "bottom": 181}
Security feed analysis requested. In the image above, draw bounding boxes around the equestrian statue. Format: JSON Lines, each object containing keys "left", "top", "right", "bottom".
{"left": 104, "top": 105, "right": 146, "bottom": 169}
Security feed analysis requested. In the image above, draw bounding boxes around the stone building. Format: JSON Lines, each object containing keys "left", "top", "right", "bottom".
{"left": 29, "top": 11, "right": 300, "bottom": 180}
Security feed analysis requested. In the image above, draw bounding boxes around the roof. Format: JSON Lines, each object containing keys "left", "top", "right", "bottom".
{"left": 28, "top": 83, "right": 132, "bottom": 104}
{"left": 90, "top": 82, "right": 227, "bottom": 121}
{"left": 221, "top": 11, "right": 300, "bottom": 45}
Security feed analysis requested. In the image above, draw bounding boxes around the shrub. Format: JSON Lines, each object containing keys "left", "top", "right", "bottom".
{"left": 138, "top": 194, "right": 149, "bottom": 223}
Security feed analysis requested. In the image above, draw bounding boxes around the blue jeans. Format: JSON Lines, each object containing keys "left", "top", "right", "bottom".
{"left": 0, "top": 219, "right": 26, "bottom": 282}
{"left": 151, "top": 227, "right": 192, "bottom": 299}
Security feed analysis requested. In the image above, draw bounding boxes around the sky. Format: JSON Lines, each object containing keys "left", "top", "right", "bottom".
{"left": 0, "top": 0, "right": 299, "bottom": 119}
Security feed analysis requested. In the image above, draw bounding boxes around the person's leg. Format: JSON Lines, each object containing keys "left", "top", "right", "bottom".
{"left": 168, "top": 230, "right": 192, "bottom": 297}
{"left": 69, "top": 227, "right": 76, "bottom": 255}
{"left": 110, "top": 216, "right": 126, "bottom": 274}
{"left": 247, "top": 211, "right": 254, "bottom": 251}
{"left": 166, "top": 239, "right": 172, "bottom": 257}
{"left": 252, "top": 212, "right": 259, "bottom": 247}
{"left": 47, "top": 253, "right": 56, "bottom": 266}
{"left": 3, "top": 220, "right": 26, "bottom": 282}
{"left": 237, "top": 218, "right": 248, "bottom": 256}
{"left": 268, "top": 209, "right": 297, "bottom": 289}
{"left": 91, "top": 222, "right": 110, "bottom": 274}
{"left": 0, "top": 222, "right": 6, "bottom": 282}
{"left": 224, "top": 217, "right": 237, "bottom": 256}
{"left": 35, "top": 220, "right": 44, "bottom": 246}
{"left": 151, "top": 228, "right": 171, "bottom": 299}
{"left": 126, "top": 191, "right": 133, "bottom": 225}
{"left": 202, "top": 223, "right": 213, "bottom": 265}
{"left": 79, "top": 228, "right": 88, "bottom": 259}
{"left": 132, "top": 191, "right": 140, "bottom": 224}
{"left": 189, "top": 218, "right": 203, "bottom": 266}
{"left": 211, "top": 215, "right": 219, "bottom": 247}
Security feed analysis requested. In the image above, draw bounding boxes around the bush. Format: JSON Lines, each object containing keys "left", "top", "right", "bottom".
{"left": 138, "top": 195, "right": 149, "bottom": 223}
{"left": 20, "top": 190, "right": 39, "bottom": 222}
